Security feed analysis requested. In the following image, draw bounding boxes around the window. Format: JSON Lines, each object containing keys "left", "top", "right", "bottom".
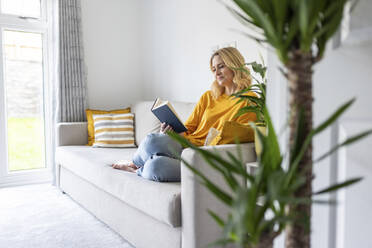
{"left": 1, "top": 0, "right": 41, "bottom": 19}
{"left": 0, "top": 0, "right": 55, "bottom": 186}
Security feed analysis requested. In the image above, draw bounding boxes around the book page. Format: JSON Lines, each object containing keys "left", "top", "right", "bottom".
{"left": 152, "top": 98, "right": 168, "bottom": 109}
{"left": 166, "top": 102, "right": 184, "bottom": 123}
{"left": 204, "top": 127, "right": 220, "bottom": 146}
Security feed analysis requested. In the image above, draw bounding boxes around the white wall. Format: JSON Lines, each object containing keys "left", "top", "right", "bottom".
{"left": 80, "top": 0, "right": 143, "bottom": 109}
{"left": 139, "top": 0, "right": 266, "bottom": 103}
{"left": 81, "top": 0, "right": 266, "bottom": 105}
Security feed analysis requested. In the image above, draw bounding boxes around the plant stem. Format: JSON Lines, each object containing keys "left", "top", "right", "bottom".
{"left": 285, "top": 50, "right": 313, "bottom": 248}
{"left": 252, "top": 231, "right": 276, "bottom": 248}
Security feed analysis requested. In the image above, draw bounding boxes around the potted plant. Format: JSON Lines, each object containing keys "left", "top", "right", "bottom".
{"left": 232, "top": 60, "right": 267, "bottom": 156}
{"left": 169, "top": 100, "right": 369, "bottom": 248}
{"left": 170, "top": 2, "right": 372, "bottom": 247}
{"left": 220, "top": 1, "right": 366, "bottom": 246}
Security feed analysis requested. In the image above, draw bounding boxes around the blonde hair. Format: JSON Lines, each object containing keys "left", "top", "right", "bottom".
{"left": 210, "top": 47, "right": 251, "bottom": 99}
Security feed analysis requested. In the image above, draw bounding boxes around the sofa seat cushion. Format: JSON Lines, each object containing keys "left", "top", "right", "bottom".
{"left": 56, "top": 146, "right": 181, "bottom": 227}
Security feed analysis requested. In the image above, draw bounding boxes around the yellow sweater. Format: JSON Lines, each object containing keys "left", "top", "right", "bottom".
{"left": 184, "top": 90, "right": 257, "bottom": 146}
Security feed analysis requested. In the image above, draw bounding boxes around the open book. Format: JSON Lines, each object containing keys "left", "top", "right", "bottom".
{"left": 151, "top": 98, "right": 188, "bottom": 133}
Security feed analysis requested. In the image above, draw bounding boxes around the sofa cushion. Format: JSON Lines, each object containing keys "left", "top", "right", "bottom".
{"left": 56, "top": 146, "right": 181, "bottom": 227}
{"left": 92, "top": 113, "right": 136, "bottom": 148}
{"left": 86, "top": 108, "right": 131, "bottom": 146}
{"left": 132, "top": 101, "right": 195, "bottom": 145}
{"left": 131, "top": 101, "right": 161, "bottom": 146}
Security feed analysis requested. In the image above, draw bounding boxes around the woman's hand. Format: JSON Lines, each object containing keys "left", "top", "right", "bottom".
{"left": 160, "top": 122, "right": 174, "bottom": 134}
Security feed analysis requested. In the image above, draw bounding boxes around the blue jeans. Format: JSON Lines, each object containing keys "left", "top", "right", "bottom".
{"left": 132, "top": 133, "right": 183, "bottom": 182}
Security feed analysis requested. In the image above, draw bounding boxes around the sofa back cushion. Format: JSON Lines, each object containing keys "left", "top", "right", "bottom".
{"left": 132, "top": 101, "right": 195, "bottom": 145}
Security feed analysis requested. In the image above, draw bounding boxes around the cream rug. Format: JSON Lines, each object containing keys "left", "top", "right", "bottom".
{"left": 0, "top": 184, "right": 134, "bottom": 248}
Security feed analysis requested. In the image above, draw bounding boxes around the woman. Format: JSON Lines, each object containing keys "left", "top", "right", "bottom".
{"left": 112, "top": 47, "right": 256, "bottom": 182}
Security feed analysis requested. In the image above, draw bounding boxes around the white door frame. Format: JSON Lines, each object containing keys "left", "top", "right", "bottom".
{"left": 0, "top": 0, "right": 56, "bottom": 187}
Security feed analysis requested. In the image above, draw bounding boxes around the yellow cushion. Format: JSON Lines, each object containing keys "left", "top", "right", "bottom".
{"left": 209, "top": 121, "right": 255, "bottom": 146}
{"left": 86, "top": 108, "right": 131, "bottom": 146}
{"left": 92, "top": 112, "right": 135, "bottom": 148}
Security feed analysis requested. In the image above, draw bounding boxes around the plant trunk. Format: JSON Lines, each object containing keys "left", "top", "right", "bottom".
{"left": 251, "top": 231, "right": 275, "bottom": 248}
{"left": 285, "top": 50, "right": 313, "bottom": 248}
{"left": 253, "top": 239, "right": 273, "bottom": 248}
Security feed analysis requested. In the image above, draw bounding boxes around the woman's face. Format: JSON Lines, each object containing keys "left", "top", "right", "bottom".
{"left": 211, "top": 55, "right": 234, "bottom": 88}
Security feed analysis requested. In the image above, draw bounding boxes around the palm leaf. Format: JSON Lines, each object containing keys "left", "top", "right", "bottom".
{"left": 181, "top": 154, "right": 233, "bottom": 205}
{"left": 207, "top": 238, "right": 234, "bottom": 248}
{"left": 272, "top": 0, "right": 288, "bottom": 37}
{"left": 313, "top": 98, "right": 355, "bottom": 135}
{"left": 232, "top": 0, "right": 279, "bottom": 47}
{"left": 224, "top": 4, "right": 264, "bottom": 34}
{"left": 299, "top": 0, "right": 310, "bottom": 50}
{"left": 236, "top": 30, "right": 268, "bottom": 46}
{"left": 235, "top": 106, "right": 259, "bottom": 118}
{"left": 314, "top": 177, "right": 363, "bottom": 195}
{"left": 287, "top": 99, "right": 355, "bottom": 185}
{"left": 262, "top": 107, "right": 282, "bottom": 169}
{"left": 208, "top": 209, "right": 226, "bottom": 227}
{"left": 315, "top": 129, "right": 372, "bottom": 163}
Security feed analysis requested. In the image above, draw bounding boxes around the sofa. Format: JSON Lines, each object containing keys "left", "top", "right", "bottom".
{"left": 55, "top": 100, "right": 256, "bottom": 248}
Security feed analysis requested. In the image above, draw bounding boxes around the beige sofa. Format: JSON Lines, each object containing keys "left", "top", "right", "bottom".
{"left": 55, "top": 101, "right": 256, "bottom": 248}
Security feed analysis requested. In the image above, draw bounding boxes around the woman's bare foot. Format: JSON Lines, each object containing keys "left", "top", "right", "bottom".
{"left": 112, "top": 160, "right": 138, "bottom": 173}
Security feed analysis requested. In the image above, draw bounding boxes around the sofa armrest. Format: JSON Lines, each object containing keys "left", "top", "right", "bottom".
{"left": 181, "top": 143, "right": 256, "bottom": 248}
{"left": 57, "top": 122, "right": 88, "bottom": 146}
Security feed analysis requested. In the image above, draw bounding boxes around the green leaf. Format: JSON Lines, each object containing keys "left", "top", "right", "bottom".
{"left": 235, "top": 106, "right": 259, "bottom": 118}
{"left": 299, "top": 0, "right": 309, "bottom": 47}
{"left": 197, "top": 149, "right": 240, "bottom": 191}
{"left": 314, "top": 8, "right": 343, "bottom": 39}
{"left": 284, "top": 14, "right": 299, "bottom": 50}
{"left": 254, "top": 83, "right": 266, "bottom": 99}
{"left": 308, "top": 0, "right": 326, "bottom": 35}
{"left": 234, "top": 95, "right": 263, "bottom": 106}
{"left": 315, "top": 35, "right": 327, "bottom": 60}
{"left": 169, "top": 132, "right": 250, "bottom": 192}
{"left": 315, "top": 129, "right": 372, "bottom": 163}
{"left": 262, "top": 107, "right": 282, "bottom": 169}
{"left": 272, "top": 0, "right": 288, "bottom": 37}
{"left": 232, "top": 29, "right": 267, "bottom": 46}
{"left": 168, "top": 135, "right": 234, "bottom": 206}
{"left": 290, "top": 107, "right": 307, "bottom": 165}
{"left": 287, "top": 99, "right": 355, "bottom": 186}
{"left": 181, "top": 157, "right": 233, "bottom": 206}
{"left": 169, "top": 132, "right": 240, "bottom": 173}
{"left": 232, "top": 0, "right": 279, "bottom": 47}
{"left": 312, "top": 199, "right": 337, "bottom": 205}
{"left": 224, "top": 4, "right": 263, "bottom": 33}
{"left": 208, "top": 209, "right": 225, "bottom": 227}
{"left": 226, "top": 150, "right": 255, "bottom": 183}
{"left": 314, "top": 98, "right": 355, "bottom": 135}
{"left": 233, "top": 87, "right": 251, "bottom": 95}
{"left": 207, "top": 238, "right": 233, "bottom": 248}
{"left": 315, "top": 0, "right": 347, "bottom": 47}
{"left": 323, "top": 0, "right": 345, "bottom": 19}
{"left": 314, "top": 177, "right": 363, "bottom": 195}
{"left": 247, "top": 61, "right": 267, "bottom": 79}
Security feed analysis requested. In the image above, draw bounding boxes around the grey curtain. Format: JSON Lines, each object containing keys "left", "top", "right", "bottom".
{"left": 58, "top": 0, "right": 87, "bottom": 122}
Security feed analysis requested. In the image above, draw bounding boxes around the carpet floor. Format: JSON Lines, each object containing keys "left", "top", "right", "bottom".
{"left": 0, "top": 184, "right": 134, "bottom": 248}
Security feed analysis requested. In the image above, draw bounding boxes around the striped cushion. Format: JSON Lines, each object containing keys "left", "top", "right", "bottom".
{"left": 92, "top": 113, "right": 136, "bottom": 148}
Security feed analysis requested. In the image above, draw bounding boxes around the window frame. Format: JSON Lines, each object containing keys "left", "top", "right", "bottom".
{"left": 0, "top": 0, "right": 46, "bottom": 21}
{"left": 0, "top": 0, "right": 55, "bottom": 187}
